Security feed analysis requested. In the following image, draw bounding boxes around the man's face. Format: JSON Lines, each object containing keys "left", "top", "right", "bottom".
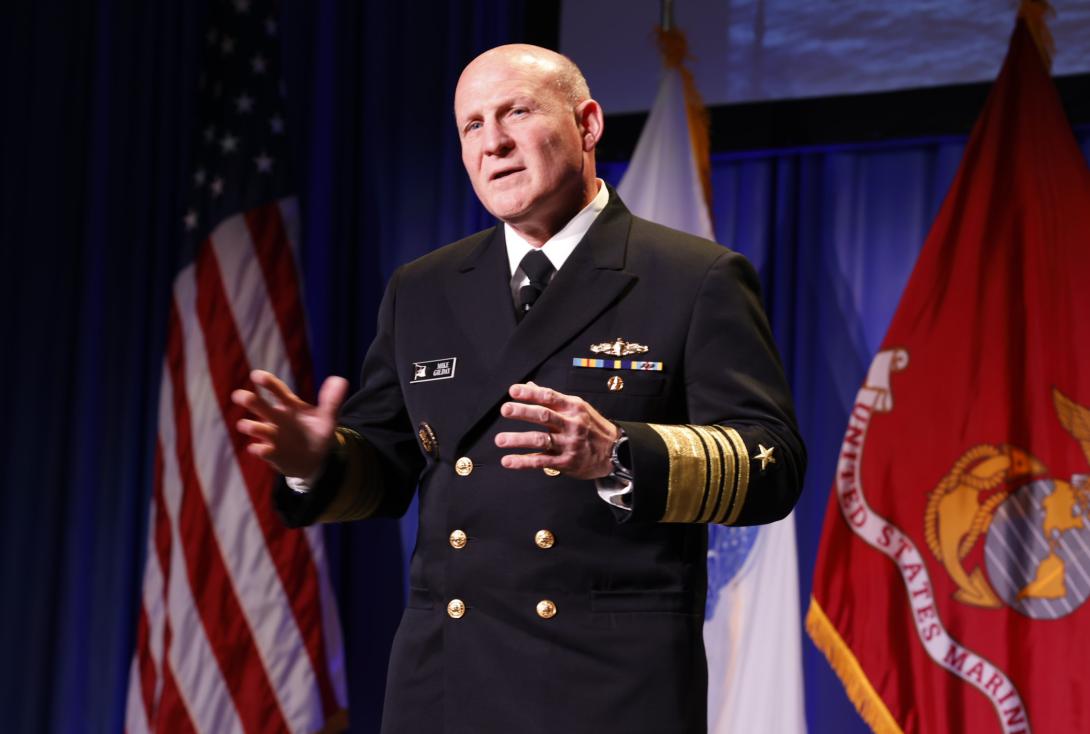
{"left": 454, "top": 53, "right": 588, "bottom": 234}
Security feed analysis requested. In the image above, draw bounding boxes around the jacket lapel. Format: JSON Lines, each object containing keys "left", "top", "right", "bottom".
{"left": 444, "top": 226, "right": 517, "bottom": 365}
{"left": 452, "top": 194, "right": 638, "bottom": 451}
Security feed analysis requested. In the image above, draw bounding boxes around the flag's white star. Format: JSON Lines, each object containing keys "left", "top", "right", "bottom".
{"left": 233, "top": 0, "right": 251, "bottom": 13}
{"left": 220, "top": 133, "right": 238, "bottom": 153}
{"left": 269, "top": 116, "right": 285, "bottom": 135}
{"left": 220, "top": 36, "right": 235, "bottom": 54}
{"left": 254, "top": 152, "right": 274, "bottom": 173}
{"left": 251, "top": 54, "right": 267, "bottom": 74}
{"left": 193, "top": 169, "right": 206, "bottom": 187}
{"left": 203, "top": 125, "right": 216, "bottom": 143}
{"left": 210, "top": 177, "right": 225, "bottom": 197}
{"left": 205, "top": 28, "right": 218, "bottom": 45}
{"left": 265, "top": 18, "right": 277, "bottom": 36}
{"left": 184, "top": 209, "right": 199, "bottom": 230}
{"left": 235, "top": 94, "right": 254, "bottom": 113}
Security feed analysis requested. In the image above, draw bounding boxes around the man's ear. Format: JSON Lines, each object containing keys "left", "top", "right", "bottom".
{"left": 575, "top": 99, "right": 604, "bottom": 152}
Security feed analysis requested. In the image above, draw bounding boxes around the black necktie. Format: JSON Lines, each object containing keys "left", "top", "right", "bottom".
{"left": 516, "top": 250, "right": 555, "bottom": 322}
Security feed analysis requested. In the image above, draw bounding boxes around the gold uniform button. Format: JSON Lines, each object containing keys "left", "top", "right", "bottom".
{"left": 607, "top": 375, "right": 624, "bottom": 392}
{"left": 534, "top": 529, "right": 555, "bottom": 549}
{"left": 543, "top": 467, "right": 560, "bottom": 477}
{"left": 447, "top": 599, "right": 466, "bottom": 619}
{"left": 455, "top": 456, "right": 474, "bottom": 476}
{"left": 536, "top": 599, "right": 557, "bottom": 619}
{"left": 449, "top": 529, "right": 467, "bottom": 549}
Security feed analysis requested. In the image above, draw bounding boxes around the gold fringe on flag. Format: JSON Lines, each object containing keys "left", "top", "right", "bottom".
{"left": 655, "top": 26, "right": 714, "bottom": 221}
{"left": 1018, "top": 0, "right": 1055, "bottom": 70}
{"left": 805, "top": 597, "right": 904, "bottom": 734}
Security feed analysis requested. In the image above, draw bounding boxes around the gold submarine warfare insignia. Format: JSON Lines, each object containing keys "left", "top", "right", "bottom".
{"left": 590, "top": 337, "right": 649, "bottom": 357}
{"left": 923, "top": 387, "right": 1090, "bottom": 609}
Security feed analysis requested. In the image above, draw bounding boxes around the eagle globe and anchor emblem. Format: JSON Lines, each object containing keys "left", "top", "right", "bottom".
{"left": 925, "top": 388, "right": 1090, "bottom": 620}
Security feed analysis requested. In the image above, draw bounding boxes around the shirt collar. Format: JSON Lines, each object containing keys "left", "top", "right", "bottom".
{"left": 504, "top": 180, "right": 609, "bottom": 277}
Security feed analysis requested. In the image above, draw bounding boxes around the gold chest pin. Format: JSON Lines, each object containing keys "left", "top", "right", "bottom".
{"left": 590, "top": 337, "right": 649, "bottom": 357}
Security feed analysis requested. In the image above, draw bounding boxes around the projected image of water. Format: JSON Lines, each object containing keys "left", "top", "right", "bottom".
{"left": 563, "top": 0, "right": 1090, "bottom": 112}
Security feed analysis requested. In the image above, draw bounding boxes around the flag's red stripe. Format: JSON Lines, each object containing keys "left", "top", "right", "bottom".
{"left": 136, "top": 442, "right": 167, "bottom": 725}
{"left": 245, "top": 203, "right": 315, "bottom": 402}
{"left": 135, "top": 606, "right": 156, "bottom": 728}
{"left": 152, "top": 439, "right": 173, "bottom": 625}
{"left": 166, "top": 299, "right": 291, "bottom": 733}
{"left": 194, "top": 241, "right": 339, "bottom": 716}
{"left": 154, "top": 624, "right": 199, "bottom": 734}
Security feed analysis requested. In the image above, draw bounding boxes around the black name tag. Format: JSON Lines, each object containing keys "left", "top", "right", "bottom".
{"left": 410, "top": 357, "right": 457, "bottom": 383}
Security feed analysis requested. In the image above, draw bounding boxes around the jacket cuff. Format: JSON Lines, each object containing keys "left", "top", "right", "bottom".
{"left": 617, "top": 420, "right": 752, "bottom": 524}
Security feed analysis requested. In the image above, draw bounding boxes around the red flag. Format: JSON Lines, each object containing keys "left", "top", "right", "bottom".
{"left": 124, "top": 2, "right": 348, "bottom": 731}
{"left": 807, "top": 9, "right": 1090, "bottom": 734}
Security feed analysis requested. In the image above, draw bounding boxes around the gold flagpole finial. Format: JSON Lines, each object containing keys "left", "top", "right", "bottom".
{"left": 1018, "top": 0, "right": 1056, "bottom": 70}
{"left": 660, "top": 0, "right": 675, "bottom": 32}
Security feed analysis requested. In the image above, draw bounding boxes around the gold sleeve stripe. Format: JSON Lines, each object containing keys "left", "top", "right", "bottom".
{"left": 716, "top": 426, "right": 751, "bottom": 525}
{"left": 707, "top": 425, "right": 740, "bottom": 524}
{"left": 648, "top": 423, "right": 751, "bottom": 524}
{"left": 697, "top": 425, "right": 734, "bottom": 523}
{"left": 650, "top": 424, "right": 709, "bottom": 523}
{"left": 318, "top": 427, "right": 384, "bottom": 523}
{"left": 689, "top": 425, "right": 725, "bottom": 523}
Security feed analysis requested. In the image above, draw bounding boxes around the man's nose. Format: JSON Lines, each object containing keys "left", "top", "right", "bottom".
{"left": 482, "top": 122, "right": 513, "bottom": 156}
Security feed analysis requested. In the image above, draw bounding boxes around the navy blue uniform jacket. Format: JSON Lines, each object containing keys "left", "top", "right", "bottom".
{"left": 276, "top": 193, "right": 805, "bottom": 734}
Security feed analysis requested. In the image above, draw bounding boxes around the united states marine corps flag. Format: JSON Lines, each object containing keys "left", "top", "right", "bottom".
{"left": 807, "top": 3, "right": 1090, "bottom": 733}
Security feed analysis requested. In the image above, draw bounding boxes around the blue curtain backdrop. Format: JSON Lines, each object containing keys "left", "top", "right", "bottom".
{"left": 2, "top": 1, "right": 1089, "bottom": 731}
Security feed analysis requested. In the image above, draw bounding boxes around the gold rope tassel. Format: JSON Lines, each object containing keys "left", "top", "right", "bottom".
{"left": 655, "top": 26, "right": 714, "bottom": 223}
{"left": 805, "top": 597, "right": 904, "bottom": 734}
{"left": 1018, "top": 0, "right": 1056, "bottom": 70}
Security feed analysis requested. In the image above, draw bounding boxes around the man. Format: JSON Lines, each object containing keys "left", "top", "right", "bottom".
{"left": 233, "top": 44, "right": 804, "bottom": 734}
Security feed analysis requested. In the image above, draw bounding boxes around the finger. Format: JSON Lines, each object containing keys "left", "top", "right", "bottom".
{"left": 494, "top": 431, "right": 554, "bottom": 451}
{"left": 236, "top": 418, "right": 277, "bottom": 443}
{"left": 245, "top": 441, "right": 288, "bottom": 474}
{"left": 246, "top": 441, "right": 276, "bottom": 460}
{"left": 250, "top": 369, "right": 305, "bottom": 410}
{"left": 317, "top": 375, "right": 349, "bottom": 419}
{"left": 508, "top": 382, "right": 573, "bottom": 409}
{"left": 499, "top": 401, "right": 560, "bottom": 428}
{"left": 232, "top": 388, "right": 280, "bottom": 423}
{"left": 500, "top": 452, "right": 557, "bottom": 470}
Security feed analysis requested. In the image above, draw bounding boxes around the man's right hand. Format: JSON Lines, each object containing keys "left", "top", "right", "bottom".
{"left": 232, "top": 369, "right": 349, "bottom": 479}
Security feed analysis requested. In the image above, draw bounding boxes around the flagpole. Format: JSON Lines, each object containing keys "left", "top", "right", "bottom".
{"left": 660, "top": 0, "right": 674, "bottom": 31}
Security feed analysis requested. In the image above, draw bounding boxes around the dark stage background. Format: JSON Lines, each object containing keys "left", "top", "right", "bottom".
{"left": 1, "top": 1, "right": 1087, "bottom": 732}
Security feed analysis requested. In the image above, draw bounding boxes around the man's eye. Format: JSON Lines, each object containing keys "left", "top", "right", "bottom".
{"left": 510, "top": 107, "right": 528, "bottom": 117}
{"left": 464, "top": 121, "right": 482, "bottom": 134}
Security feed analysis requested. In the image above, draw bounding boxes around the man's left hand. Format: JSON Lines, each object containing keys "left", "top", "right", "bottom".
{"left": 495, "top": 382, "right": 620, "bottom": 479}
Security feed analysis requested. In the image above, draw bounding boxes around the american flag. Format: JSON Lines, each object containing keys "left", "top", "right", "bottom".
{"left": 125, "top": 1, "right": 348, "bottom": 731}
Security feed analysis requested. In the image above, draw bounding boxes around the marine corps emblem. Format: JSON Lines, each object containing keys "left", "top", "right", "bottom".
{"left": 925, "top": 388, "right": 1090, "bottom": 619}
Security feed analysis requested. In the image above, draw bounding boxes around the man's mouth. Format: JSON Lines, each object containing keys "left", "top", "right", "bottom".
{"left": 489, "top": 167, "right": 524, "bottom": 182}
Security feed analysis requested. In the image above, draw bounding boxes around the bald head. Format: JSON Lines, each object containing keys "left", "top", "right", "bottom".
{"left": 453, "top": 44, "right": 605, "bottom": 245}
{"left": 458, "top": 44, "right": 591, "bottom": 109}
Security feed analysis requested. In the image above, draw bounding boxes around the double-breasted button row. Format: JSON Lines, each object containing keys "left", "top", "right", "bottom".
{"left": 456, "top": 455, "right": 563, "bottom": 477}
{"left": 446, "top": 529, "right": 553, "bottom": 549}
{"left": 446, "top": 598, "right": 557, "bottom": 620}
